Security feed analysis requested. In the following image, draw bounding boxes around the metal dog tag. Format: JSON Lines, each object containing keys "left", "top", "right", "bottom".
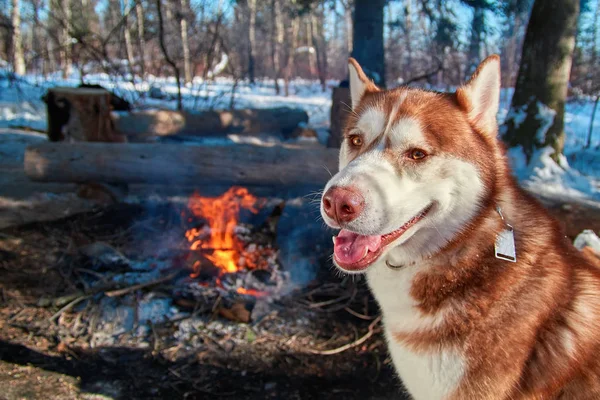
{"left": 495, "top": 225, "right": 516, "bottom": 262}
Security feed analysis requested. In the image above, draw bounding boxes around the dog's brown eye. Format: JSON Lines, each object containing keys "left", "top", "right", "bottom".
{"left": 349, "top": 135, "right": 363, "bottom": 147}
{"left": 409, "top": 149, "right": 427, "bottom": 160}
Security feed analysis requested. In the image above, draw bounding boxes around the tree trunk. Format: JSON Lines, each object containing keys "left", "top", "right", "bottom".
{"left": 586, "top": 95, "right": 599, "bottom": 149}
{"left": 246, "top": 0, "right": 257, "bottom": 84}
{"left": 311, "top": 10, "right": 327, "bottom": 92}
{"left": 343, "top": 0, "right": 353, "bottom": 55}
{"left": 47, "top": 0, "right": 58, "bottom": 75}
{"left": 328, "top": 87, "right": 350, "bottom": 148}
{"left": 284, "top": 18, "right": 299, "bottom": 97}
{"left": 135, "top": 1, "right": 146, "bottom": 78}
{"left": 24, "top": 143, "right": 339, "bottom": 187}
{"left": 32, "top": 0, "right": 42, "bottom": 74}
{"left": 404, "top": 0, "right": 412, "bottom": 79}
{"left": 503, "top": 14, "right": 523, "bottom": 89}
{"left": 502, "top": 0, "right": 580, "bottom": 161}
{"left": 593, "top": 0, "right": 600, "bottom": 68}
{"left": 468, "top": 6, "right": 485, "bottom": 74}
{"left": 60, "top": 0, "right": 72, "bottom": 79}
{"left": 306, "top": 17, "right": 317, "bottom": 78}
{"left": 351, "top": 0, "right": 385, "bottom": 87}
{"left": 271, "top": 0, "right": 283, "bottom": 94}
{"left": 11, "top": 0, "right": 25, "bottom": 75}
{"left": 180, "top": 0, "right": 192, "bottom": 84}
{"left": 45, "top": 87, "right": 126, "bottom": 142}
{"left": 122, "top": 0, "right": 135, "bottom": 77}
{"left": 156, "top": 0, "right": 183, "bottom": 110}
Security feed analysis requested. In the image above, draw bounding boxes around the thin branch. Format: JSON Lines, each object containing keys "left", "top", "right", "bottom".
{"left": 156, "top": 0, "right": 183, "bottom": 110}
{"left": 307, "top": 315, "right": 382, "bottom": 355}
{"left": 105, "top": 271, "right": 179, "bottom": 298}
{"left": 403, "top": 61, "right": 444, "bottom": 86}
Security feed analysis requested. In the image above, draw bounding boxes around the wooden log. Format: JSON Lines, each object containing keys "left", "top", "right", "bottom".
{"left": 45, "top": 87, "right": 127, "bottom": 143}
{"left": 24, "top": 143, "right": 339, "bottom": 186}
{"left": 112, "top": 107, "right": 309, "bottom": 140}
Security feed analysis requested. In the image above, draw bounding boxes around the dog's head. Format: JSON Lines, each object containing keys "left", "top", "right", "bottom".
{"left": 321, "top": 56, "right": 503, "bottom": 273}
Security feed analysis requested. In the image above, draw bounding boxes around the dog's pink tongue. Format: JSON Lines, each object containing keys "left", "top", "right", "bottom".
{"left": 334, "top": 230, "right": 382, "bottom": 265}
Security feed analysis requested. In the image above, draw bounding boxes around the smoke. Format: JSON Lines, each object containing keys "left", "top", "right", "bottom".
{"left": 275, "top": 196, "right": 333, "bottom": 287}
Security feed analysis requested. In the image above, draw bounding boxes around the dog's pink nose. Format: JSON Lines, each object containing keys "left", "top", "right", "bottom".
{"left": 322, "top": 187, "right": 365, "bottom": 223}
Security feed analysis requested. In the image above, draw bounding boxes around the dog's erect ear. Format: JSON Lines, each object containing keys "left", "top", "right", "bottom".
{"left": 348, "top": 58, "right": 378, "bottom": 109}
{"left": 456, "top": 55, "right": 501, "bottom": 135}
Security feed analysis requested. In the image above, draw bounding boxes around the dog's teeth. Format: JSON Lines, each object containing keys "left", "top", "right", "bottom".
{"left": 332, "top": 236, "right": 337, "bottom": 244}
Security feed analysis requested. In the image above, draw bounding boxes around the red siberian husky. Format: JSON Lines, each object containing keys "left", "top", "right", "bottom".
{"left": 320, "top": 56, "right": 600, "bottom": 399}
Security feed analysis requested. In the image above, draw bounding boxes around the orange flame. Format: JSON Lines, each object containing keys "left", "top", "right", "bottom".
{"left": 186, "top": 187, "right": 258, "bottom": 275}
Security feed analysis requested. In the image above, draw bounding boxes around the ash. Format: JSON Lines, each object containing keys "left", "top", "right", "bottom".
{"left": 1, "top": 200, "right": 400, "bottom": 399}
{"left": 45, "top": 197, "right": 331, "bottom": 353}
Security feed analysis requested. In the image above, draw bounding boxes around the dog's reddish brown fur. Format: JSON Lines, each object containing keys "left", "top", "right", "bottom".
{"left": 345, "top": 56, "right": 600, "bottom": 399}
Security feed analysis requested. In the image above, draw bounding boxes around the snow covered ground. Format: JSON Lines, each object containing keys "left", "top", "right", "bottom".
{"left": 0, "top": 71, "right": 599, "bottom": 205}
{"left": 0, "top": 73, "right": 334, "bottom": 131}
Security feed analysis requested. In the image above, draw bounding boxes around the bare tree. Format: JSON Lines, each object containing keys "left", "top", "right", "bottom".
{"left": 271, "top": 0, "right": 283, "bottom": 94}
{"left": 306, "top": 16, "right": 317, "bottom": 76}
{"left": 341, "top": 0, "right": 353, "bottom": 55}
{"left": 283, "top": 17, "right": 299, "bottom": 96}
{"left": 135, "top": 0, "right": 146, "bottom": 78}
{"left": 311, "top": 6, "right": 328, "bottom": 92}
{"left": 180, "top": 0, "right": 192, "bottom": 84}
{"left": 404, "top": 0, "right": 412, "bottom": 78}
{"left": 122, "top": 0, "right": 135, "bottom": 76}
{"left": 11, "top": 0, "right": 25, "bottom": 74}
{"left": 467, "top": 6, "right": 485, "bottom": 73}
{"left": 60, "top": 0, "right": 72, "bottom": 78}
{"left": 593, "top": 0, "right": 599, "bottom": 68}
{"left": 247, "top": 0, "right": 256, "bottom": 84}
{"left": 46, "top": 0, "right": 58, "bottom": 74}
{"left": 156, "top": 0, "right": 182, "bottom": 110}
{"left": 30, "top": 0, "right": 43, "bottom": 73}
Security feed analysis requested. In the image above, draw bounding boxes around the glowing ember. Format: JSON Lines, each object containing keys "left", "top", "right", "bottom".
{"left": 236, "top": 287, "right": 267, "bottom": 297}
{"left": 186, "top": 187, "right": 258, "bottom": 276}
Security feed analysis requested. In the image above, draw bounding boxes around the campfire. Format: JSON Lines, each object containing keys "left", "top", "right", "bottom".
{"left": 180, "top": 186, "right": 283, "bottom": 298}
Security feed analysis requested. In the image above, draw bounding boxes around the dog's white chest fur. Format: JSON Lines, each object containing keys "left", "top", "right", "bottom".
{"left": 367, "top": 264, "right": 465, "bottom": 400}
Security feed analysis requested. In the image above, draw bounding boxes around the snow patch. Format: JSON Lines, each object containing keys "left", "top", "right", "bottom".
{"left": 515, "top": 146, "right": 599, "bottom": 201}
{"left": 505, "top": 104, "right": 527, "bottom": 130}
{"left": 137, "top": 294, "right": 176, "bottom": 324}
{"left": 574, "top": 230, "right": 600, "bottom": 252}
{"left": 502, "top": 101, "right": 556, "bottom": 145}
{"left": 507, "top": 145, "right": 528, "bottom": 173}
{"left": 535, "top": 101, "right": 556, "bottom": 145}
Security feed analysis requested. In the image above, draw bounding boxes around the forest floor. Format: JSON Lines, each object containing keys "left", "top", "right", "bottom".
{"left": 2, "top": 198, "right": 600, "bottom": 399}
{"left": 0, "top": 203, "right": 407, "bottom": 400}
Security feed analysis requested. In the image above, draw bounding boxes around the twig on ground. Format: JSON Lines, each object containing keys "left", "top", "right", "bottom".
{"left": 191, "top": 383, "right": 237, "bottom": 397}
{"left": 104, "top": 271, "right": 179, "bottom": 297}
{"left": 307, "top": 294, "right": 350, "bottom": 309}
{"left": 344, "top": 306, "right": 377, "bottom": 320}
{"left": 150, "top": 321, "right": 160, "bottom": 353}
{"left": 7, "top": 308, "right": 27, "bottom": 323}
{"left": 49, "top": 294, "right": 92, "bottom": 322}
{"left": 300, "top": 285, "right": 358, "bottom": 313}
{"left": 307, "top": 315, "right": 382, "bottom": 356}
